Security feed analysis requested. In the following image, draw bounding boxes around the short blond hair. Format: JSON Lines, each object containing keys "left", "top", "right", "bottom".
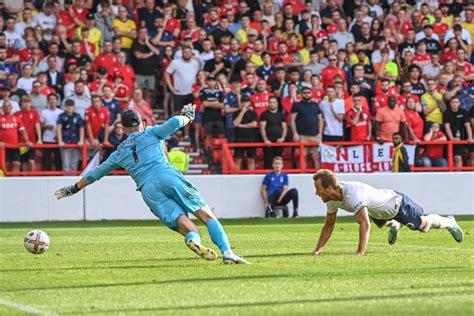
{"left": 272, "top": 156, "right": 283, "bottom": 163}
{"left": 313, "top": 169, "right": 339, "bottom": 189}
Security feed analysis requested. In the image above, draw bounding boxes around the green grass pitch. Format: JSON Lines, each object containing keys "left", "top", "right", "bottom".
{"left": 1, "top": 217, "right": 473, "bottom": 315}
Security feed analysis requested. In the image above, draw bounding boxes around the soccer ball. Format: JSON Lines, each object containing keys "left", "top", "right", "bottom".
{"left": 24, "top": 230, "right": 50, "bottom": 254}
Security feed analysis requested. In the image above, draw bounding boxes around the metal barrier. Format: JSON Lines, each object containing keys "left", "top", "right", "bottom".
{"left": 0, "top": 143, "right": 127, "bottom": 176}
{"left": 221, "top": 141, "right": 474, "bottom": 174}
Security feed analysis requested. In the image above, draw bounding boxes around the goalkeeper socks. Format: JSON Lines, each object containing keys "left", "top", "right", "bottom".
{"left": 185, "top": 231, "right": 201, "bottom": 245}
{"left": 423, "top": 214, "right": 454, "bottom": 232}
{"left": 207, "top": 218, "right": 231, "bottom": 252}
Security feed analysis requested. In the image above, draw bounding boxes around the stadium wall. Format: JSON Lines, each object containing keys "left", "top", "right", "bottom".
{"left": 0, "top": 173, "right": 473, "bottom": 222}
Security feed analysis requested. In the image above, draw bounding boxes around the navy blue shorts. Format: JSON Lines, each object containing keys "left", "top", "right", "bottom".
{"left": 393, "top": 192, "right": 424, "bottom": 230}
{"left": 370, "top": 192, "right": 424, "bottom": 230}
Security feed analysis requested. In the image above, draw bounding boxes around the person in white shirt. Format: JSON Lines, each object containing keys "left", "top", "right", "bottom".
{"left": 41, "top": 93, "right": 64, "bottom": 170}
{"left": 17, "top": 64, "right": 37, "bottom": 94}
{"left": 310, "top": 169, "right": 464, "bottom": 256}
{"left": 318, "top": 86, "right": 345, "bottom": 141}
{"left": 15, "top": 8, "right": 37, "bottom": 36}
{"left": 33, "top": 2, "right": 57, "bottom": 41}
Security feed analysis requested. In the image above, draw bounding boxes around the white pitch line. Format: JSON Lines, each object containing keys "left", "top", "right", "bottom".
{"left": 0, "top": 298, "right": 56, "bottom": 316}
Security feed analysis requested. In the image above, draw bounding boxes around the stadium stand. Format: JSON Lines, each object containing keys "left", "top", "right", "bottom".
{"left": 0, "top": 0, "right": 473, "bottom": 176}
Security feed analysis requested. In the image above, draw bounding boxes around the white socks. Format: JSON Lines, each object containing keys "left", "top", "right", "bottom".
{"left": 423, "top": 214, "right": 454, "bottom": 232}
{"left": 223, "top": 249, "right": 235, "bottom": 257}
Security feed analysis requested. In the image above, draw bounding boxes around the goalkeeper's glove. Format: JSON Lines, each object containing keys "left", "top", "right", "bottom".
{"left": 55, "top": 183, "right": 81, "bottom": 200}
{"left": 180, "top": 103, "right": 196, "bottom": 122}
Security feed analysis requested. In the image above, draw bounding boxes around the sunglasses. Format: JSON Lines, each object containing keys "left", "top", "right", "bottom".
{"left": 329, "top": 59, "right": 337, "bottom": 61}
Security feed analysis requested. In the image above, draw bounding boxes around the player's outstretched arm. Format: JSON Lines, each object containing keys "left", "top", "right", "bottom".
{"left": 354, "top": 207, "right": 371, "bottom": 255}
{"left": 151, "top": 104, "right": 196, "bottom": 139}
{"left": 311, "top": 212, "right": 337, "bottom": 255}
{"left": 55, "top": 153, "right": 119, "bottom": 200}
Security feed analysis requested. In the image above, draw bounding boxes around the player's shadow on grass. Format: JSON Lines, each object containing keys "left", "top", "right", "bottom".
{"left": 63, "top": 289, "right": 473, "bottom": 314}
{"left": 1, "top": 267, "right": 469, "bottom": 293}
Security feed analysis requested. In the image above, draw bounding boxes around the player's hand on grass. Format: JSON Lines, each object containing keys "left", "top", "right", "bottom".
{"left": 55, "top": 183, "right": 81, "bottom": 200}
{"left": 181, "top": 103, "right": 196, "bottom": 122}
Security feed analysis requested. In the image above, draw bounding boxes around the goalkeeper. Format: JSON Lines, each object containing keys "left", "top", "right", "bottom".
{"left": 55, "top": 104, "right": 250, "bottom": 264}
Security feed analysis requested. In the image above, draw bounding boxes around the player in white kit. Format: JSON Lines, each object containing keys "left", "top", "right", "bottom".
{"left": 310, "top": 169, "right": 463, "bottom": 256}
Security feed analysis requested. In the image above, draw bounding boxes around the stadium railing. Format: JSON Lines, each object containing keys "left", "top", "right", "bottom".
{"left": 0, "top": 143, "right": 128, "bottom": 176}
{"left": 220, "top": 141, "right": 474, "bottom": 174}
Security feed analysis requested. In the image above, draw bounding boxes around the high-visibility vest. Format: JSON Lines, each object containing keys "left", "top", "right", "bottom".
{"left": 168, "top": 149, "right": 189, "bottom": 172}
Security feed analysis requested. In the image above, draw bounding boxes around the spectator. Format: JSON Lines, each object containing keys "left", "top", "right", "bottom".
{"left": 330, "top": 19, "right": 355, "bottom": 50}
{"left": 33, "top": 2, "right": 56, "bottom": 41}
{"left": 346, "top": 94, "right": 372, "bottom": 142}
{"left": 251, "top": 79, "right": 273, "bottom": 119}
{"left": 63, "top": 81, "right": 91, "bottom": 118}
{"left": 422, "top": 79, "right": 446, "bottom": 128}
{"left": 113, "top": 5, "right": 137, "bottom": 50}
{"left": 392, "top": 132, "right": 411, "bottom": 173}
{"left": 204, "top": 48, "right": 232, "bottom": 77}
{"left": 291, "top": 86, "right": 323, "bottom": 169}
{"left": 0, "top": 101, "right": 31, "bottom": 172}
{"left": 102, "top": 85, "right": 122, "bottom": 132}
{"left": 261, "top": 156, "right": 299, "bottom": 218}
{"left": 165, "top": 46, "right": 200, "bottom": 120}
{"left": 14, "top": 96, "right": 42, "bottom": 171}
{"left": 445, "top": 75, "right": 472, "bottom": 112}
{"left": 404, "top": 96, "right": 424, "bottom": 143}
{"left": 57, "top": 100, "right": 84, "bottom": 172}
{"left": 260, "top": 96, "right": 287, "bottom": 169}
{"left": 30, "top": 81, "right": 48, "bottom": 112}
{"left": 303, "top": 50, "right": 325, "bottom": 75}
{"left": 201, "top": 75, "right": 225, "bottom": 154}
{"left": 75, "top": 14, "right": 102, "bottom": 56}
{"left": 104, "top": 121, "right": 127, "bottom": 160}
{"left": 0, "top": 46, "right": 17, "bottom": 87}
{"left": 232, "top": 95, "right": 258, "bottom": 170}
{"left": 223, "top": 77, "right": 240, "bottom": 143}
{"left": 41, "top": 94, "right": 63, "bottom": 171}
{"left": 443, "top": 96, "right": 473, "bottom": 167}
{"left": 166, "top": 136, "right": 189, "bottom": 173}
{"left": 95, "top": 1, "right": 114, "bottom": 44}
{"left": 109, "top": 51, "right": 135, "bottom": 92}
{"left": 17, "top": 64, "right": 36, "bottom": 94}
{"left": 375, "top": 96, "right": 407, "bottom": 143}
{"left": 319, "top": 86, "right": 345, "bottom": 141}
{"left": 6, "top": 74, "right": 27, "bottom": 106}
{"left": 85, "top": 95, "right": 110, "bottom": 148}
{"left": 45, "top": 56, "right": 66, "bottom": 98}
{"left": 421, "top": 123, "right": 448, "bottom": 168}
{"left": 320, "top": 54, "right": 346, "bottom": 89}
{"left": 128, "top": 88, "right": 156, "bottom": 127}
{"left": 94, "top": 41, "right": 117, "bottom": 72}
{"left": 131, "top": 27, "right": 161, "bottom": 105}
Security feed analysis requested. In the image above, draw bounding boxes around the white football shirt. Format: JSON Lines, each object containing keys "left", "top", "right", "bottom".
{"left": 326, "top": 181, "right": 402, "bottom": 220}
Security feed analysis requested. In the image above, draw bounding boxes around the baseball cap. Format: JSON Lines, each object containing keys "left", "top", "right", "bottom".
{"left": 453, "top": 24, "right": 463, "bottom": 32}
{"left": 121, "top": 110, "right": 142, "bottom": 127}
{"left": 98, "top": 67, "right": 107, "bottom": 75}
{"left": 301, "top": 85, "right": 312, "bottom": 91}
{"left": 183, "top": 35, "right": 192, "bottom": 41}
{"left": 207, "top": 74, "right": 217, "bottom": 81}
{"left": 67, "top": 58, "right": 78, "bottom": 65}
{"left": 86, "top": 12, "right": 95, "bottom": 20}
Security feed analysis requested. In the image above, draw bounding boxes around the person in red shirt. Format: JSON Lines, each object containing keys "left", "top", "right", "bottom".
{"left": 37, "top": 72, "right": 56, "bottom": 96}
{"left": 272, "top": 41, "right": 292, "bottom": 64}
{"left": 455, "top": 48, "right": 474, "bottom": 81}
{"left": 94, "top": 41, "right": 117, "bottom": 71}
{"left": 432, "top": 9, "right": 449, "bottom": 42}
{"left": 113, "top": 73, "right": 131, "bottom": 109}
{"left": 280, "top": 83, "right": 301, "bottom": 130}
{"left": 89, "top": 67, "right": 114, "bottom": 96}
{"left": 412, "top": 41, "right": 432, "bottom": 68}
{"left": 373, "top": 79, "right": 398, "bottom": 114}
{"left": 85, "top": 95, "right": 110, "bottom": 147}
{"left": 346, "top": 94, "right": 372, "bottom": 142}
{"left": 250, "top": 79, "right": 273, "bottom": 119}
{"left": 398, "top": 81, "right": 421, "bottom": 109}
{"left": 57, "top": 0, "right": 77, "bottom": 39}
{"left": 0, "top": 101, "right": 31, "bottom": 172}
{"left": 163, "top": 4, "right": 181, "bottom": 35}
{"left": 283, "top": 0, "right": 305, "bottom": 15}
{"left": 421, "top": 122, "right": 448, "bottom": 167}
{"left": 14, "top": 95, "right": 42, "bottom": 171}
{"left": 441, "top": 38, "right": 458, "bottom": 64}
{"left": 109, "top": 51, "right": 135, "bottom": 92}
{"left": 320, "top": 55, "right": 346, "bottom": 89}
{"left": 404, "top": 96, "right": 424, "bottom": 142}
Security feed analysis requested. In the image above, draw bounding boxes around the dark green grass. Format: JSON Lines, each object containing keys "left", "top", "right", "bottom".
{"left": 0, "top": 217, "right": 473, "bottom": 315}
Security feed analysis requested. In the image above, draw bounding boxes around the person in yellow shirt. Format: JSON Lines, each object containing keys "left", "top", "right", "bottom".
{"left": 112, "top": 6, "right": 137, "bottom": 50}
{"left": 166, "top": 136, "right": 189, "bottom": 173}
{"left": 461, "top": 8, "right": 474, "bottom": 52}
{"left": 421, "top": 79, "right": 445, "bottom": 125}
{"left": 75, "top": 13, "right": 102, "bottom": 56}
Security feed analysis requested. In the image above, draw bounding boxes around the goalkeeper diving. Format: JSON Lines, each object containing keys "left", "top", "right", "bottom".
{"left": 55, "top": 104, "right": 250, "bottom": 264}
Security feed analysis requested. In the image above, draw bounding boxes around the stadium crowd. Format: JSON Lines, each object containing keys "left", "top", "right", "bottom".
{"left": 0, "top": 0, "right": 473, "bottom": 173}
